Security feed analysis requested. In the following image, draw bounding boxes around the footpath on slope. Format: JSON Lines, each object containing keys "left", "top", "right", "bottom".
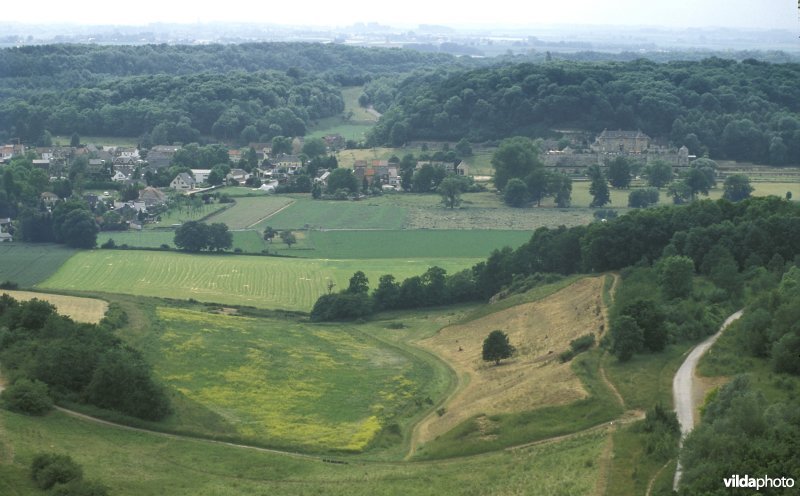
{"left": 672, "top": 309, "right": 744, "bottom": 491}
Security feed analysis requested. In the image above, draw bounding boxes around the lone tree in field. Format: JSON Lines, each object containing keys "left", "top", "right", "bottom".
{"left": 280, "top": 230, "right": 296, "bottom": 248}
{"left": 482, "top": 330, "right": 515, "bottom": 366}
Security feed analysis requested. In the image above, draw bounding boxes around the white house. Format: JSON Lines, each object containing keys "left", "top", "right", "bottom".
{"left": 170, "top": 173, "right": 196, "bottom": 191}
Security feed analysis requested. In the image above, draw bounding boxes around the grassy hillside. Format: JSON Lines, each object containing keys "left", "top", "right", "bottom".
{"left": 0, "top": 408, "right": 608, "bottom": 496}
{"left": 146, "top": 306, "right": 434, "bottom": 452}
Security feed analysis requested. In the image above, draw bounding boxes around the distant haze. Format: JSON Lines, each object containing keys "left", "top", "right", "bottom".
{"left": 10, "top": 0, "right": 799, "bottom": 30}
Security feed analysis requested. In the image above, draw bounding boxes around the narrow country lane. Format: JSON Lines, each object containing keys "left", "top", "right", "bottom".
{"left": 672, "top": 309, "right": 743, "bottom": 490}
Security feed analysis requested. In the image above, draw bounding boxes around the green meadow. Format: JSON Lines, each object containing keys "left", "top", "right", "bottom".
{"left": 0, "top": 408, "right": 607, "bottom": 496}
{"left": 0, "top": 243, "right": 77, "bottom": 287}
{"left": 38, "top": 250, "right": 479, "bottom": 311}
{"left": 151, "top": 307, "right": 432, "bottom": 452}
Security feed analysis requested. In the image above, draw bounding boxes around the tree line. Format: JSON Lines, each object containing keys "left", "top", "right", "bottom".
{"left": 311, "top": 196, "right": 800, "bottom": 321}
{"left": 0, "top": 297, "right": 171, "bottom": 421}
{"left": 367, "top": 58, "right": 800, "bottom": 165}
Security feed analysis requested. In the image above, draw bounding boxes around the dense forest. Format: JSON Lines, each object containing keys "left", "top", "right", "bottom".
{"left": 366, "top": 58, "right": 800, "bottom": 164}
{"left": 0, "top": 43, "right": 473, "bottom": 145}
{"left": 1, "top": 71, "right": 344, "bottom": 143}
{"left": 0, "top": 42, "right": 466, "bottom": 91}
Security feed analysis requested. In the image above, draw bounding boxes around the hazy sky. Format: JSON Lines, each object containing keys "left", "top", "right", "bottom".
{"left": 8, "top": 0, "right": 799, "bottom": 30}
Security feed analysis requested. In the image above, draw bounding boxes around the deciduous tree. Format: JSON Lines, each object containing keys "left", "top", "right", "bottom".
{"left": 482, "top": 330, "right": 515, "bottom": 365}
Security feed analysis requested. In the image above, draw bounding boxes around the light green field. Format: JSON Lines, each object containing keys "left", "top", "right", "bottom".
{"left": 0, "top": 408, "right": 607, "bottom": 496}
{"left": 341, "top": 86, "right": 380, "bottom": 122}
{"left": 148, "top": 202, "right": 229, "bottom": 228}
{"left": 38, "top": 251, "right": 480, "bottom": 311}
{"left": 0, "top": 243, "right": 77, "bottom": 287}
{"left": 97, "top": 230, "right": 266, "bottom": 252}
{"left": 307, "top": 119, "right": 375, "bottom": 142}
{"left": 268, "top": 229, "right": 532, "bottom": 259}
{"left": 255, "top": 196, "right": 407, "bottom": 230}
{"left": 203, "top": 196, "right": 295, "bottom": 229}
{"left": 151, "top": 307, "right": 429, "bottom": 452}
{"left": 257, "top": 193, "right": 595, "bottom": 231}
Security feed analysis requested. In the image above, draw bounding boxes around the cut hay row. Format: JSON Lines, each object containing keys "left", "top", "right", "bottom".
{"left": 38, "top": 251, "right": 479, "bottom": 312}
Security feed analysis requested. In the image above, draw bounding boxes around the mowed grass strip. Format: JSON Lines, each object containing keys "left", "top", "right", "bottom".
{"left": 0, "top": 243, "right": 77, "bottom": 287}
{"left": 0, "top": 290, "right": 107, "bottom": 324}
{"left": 154, "top": 307, "right": 424, "bottom": 451}
{"left": 38, "top": 251, "right": 479, "bottom": 311}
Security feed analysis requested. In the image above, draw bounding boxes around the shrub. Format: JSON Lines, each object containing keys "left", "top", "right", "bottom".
{"left": 0, "top": 280, "right": 19, "bottom": 289}
{"left": 569, "top": 334, "right": 596, "bottom": 353}
{"left": 99, "top": 238, "right": 116, "bottom": 249}
{"left": 310, "top": 292, "right": 373, "bottom": 321}
{"left": 31, "top": 453, "right": 82, "bottom": 490}
{"left": 1, "top": 378, "right": 53, "bottom": 415}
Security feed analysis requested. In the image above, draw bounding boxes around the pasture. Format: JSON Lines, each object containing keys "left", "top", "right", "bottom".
{"left": 255, "top": 196, "right": 407, "bottom": 230}
{"left": 268, "top": 229, "right": 532, "bottom": 259}
{"left": 97, "top": 230, "right": 266, "bottom": 252}
{"left": 151, "top": 307, "right": 430, "bottom": 452}
{"left": 147, "top": 202, "right": 229, "bottom": 228}
{"left": 38, "top": 251, "right": 480, "bottom": 311}
{"left": 202, "top": 196, "right": 295, "bottom": 229}
{"left": 0, "top": 290, "right": 108, "bottom": 324}
{"left": 0, "top": 243, "right": 76, "bottom": 287}
{"left": 0, "top": 407, "right": 607, "bottom": 496}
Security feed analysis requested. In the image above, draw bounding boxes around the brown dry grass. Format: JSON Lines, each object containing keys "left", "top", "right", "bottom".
{"left": 1, "top": 290, "right": 108, "bottom": 324}
{"left": 414, "top": 277, "right": 606, "bottom": 445}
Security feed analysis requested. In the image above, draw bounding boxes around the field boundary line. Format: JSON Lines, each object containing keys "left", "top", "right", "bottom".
{"left": 246, "top": 199, "right": 296, "bottom": 228}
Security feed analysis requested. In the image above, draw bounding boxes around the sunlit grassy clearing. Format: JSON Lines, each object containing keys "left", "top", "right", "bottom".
{"left": 0, "top": 290, "right": 108, "bottom": 324}
{"left": 0, "top": 407, "right": 607, "bottom": 496}
{"left": 38, "top": 250, "right": 479, "bottom": 311}
{"left": 153, "top": 307, "right": 424, "bottom": 451}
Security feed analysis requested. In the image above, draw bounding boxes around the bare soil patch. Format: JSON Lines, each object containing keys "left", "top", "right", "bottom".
{"left": 414, "top": 277, "right": 606, "bottom": 445}
{"left": 1, "top": 290, "right": 107, "bottom": 324}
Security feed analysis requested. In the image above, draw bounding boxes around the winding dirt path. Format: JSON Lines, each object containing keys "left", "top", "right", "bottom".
{"left": 672, "top": 309, "right": 743, "bottom": 490}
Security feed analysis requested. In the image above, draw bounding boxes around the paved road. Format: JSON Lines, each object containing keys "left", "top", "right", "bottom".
{"left": 672, "top": 309, "right": 743, "bottom": 490}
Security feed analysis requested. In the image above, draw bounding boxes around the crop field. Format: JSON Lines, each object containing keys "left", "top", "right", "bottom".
{"left": 150, "top": 307, "right": 428, "bottom": 451}
{"left": 38, "top": 251, "right": 480, "bottom": 311}
{"left": 0, "top": 290, "right": 107, "bottom": 323}
{"left": 414, "top": 277, "right": 606, "bottom": 447}
{"left": 203, "top": 196, "right": 295, "bottom": 229}
{"left": 266, "top": 229, "right": 532, "bottom": 259}
{"left": 0, "top": 408, "right": 607, "bottom": 496}
{"left": 0, "top": 243, "right": 76, "bottom": 287}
